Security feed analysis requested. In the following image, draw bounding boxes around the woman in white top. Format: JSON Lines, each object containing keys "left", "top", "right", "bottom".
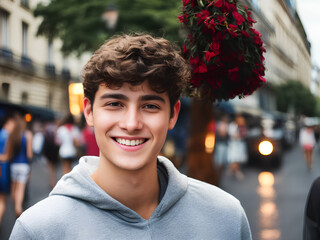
{"left": 299, "top": 124, "right": 316, "bottom": 170}
{"left": 56, "top": 114, "right": 81, "bottom": 175}
{"left": 228, "top": 114, "right": 247, "bottom": 180}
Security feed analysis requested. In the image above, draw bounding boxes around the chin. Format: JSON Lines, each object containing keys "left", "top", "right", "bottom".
{"left": 116, "top": 158, "right": 155, "bottom": 172}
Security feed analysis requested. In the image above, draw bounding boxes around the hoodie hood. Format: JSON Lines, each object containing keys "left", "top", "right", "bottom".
{"left": 50, "top": 156, "right": 188, "bottom": 222}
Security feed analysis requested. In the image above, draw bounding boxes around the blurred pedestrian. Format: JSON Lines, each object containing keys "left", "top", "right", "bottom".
{"left": 303, "top": 176, "right": 320, "bottom": 239}
{"left": 0, "top": 113, "right": 17, "bottom": 224}
{"left": 56, "top": 113, "right": 81, "bottom": 175}
{"left": 81, "top": 124, "right": 99, "bottom": 157}
{"left": 32, "top": 121, "right": 44, "bottom": 163}
{"left": 227, "top": 114, "right": 248, "bottom": 180}
{"left": 299, "top": 120, "right": 316, "bottom": 170}
{"left": 42, "top": 120, "right": 60, "bottom": 189}
{"left": 213, "top": 115, "right": 230, "bottom": 170}
{"left": 10, "top": 112, "right": 33, "bottom": 217}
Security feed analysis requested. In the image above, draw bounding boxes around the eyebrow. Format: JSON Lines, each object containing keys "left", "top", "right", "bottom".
{"left": 100, "top": 93, "right": 128, "bottom": 101}
{"left": 99, "top": 93, "right": 166, "bottom": 103}
{"left": 140, "top": 95, "right": 165, "bottom": 103}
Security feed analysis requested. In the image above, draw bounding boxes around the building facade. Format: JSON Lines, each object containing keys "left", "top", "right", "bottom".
{"left": 233, "top": 0, "right": 312, "bottom": 113}
{"left": 0, "top": 0, "right": 86, "bottom": 119}
{"left": 310, "top": 65, "right": 320, "bottom": 96}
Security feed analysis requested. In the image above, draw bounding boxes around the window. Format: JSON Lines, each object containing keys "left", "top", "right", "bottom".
{"left": 22, "top": 22, "right": 28, "bottom": 56}
{"left": 47, "top": 39, "right": 53, "bottom": 64}
{"left": 0, "top": 9, "right": 10, "bottom": 48}
{"left": 21, "top": 91, "right": 28, "bottom": 104}
{"left": 62, "top": 57, "right": 71, "bottom": 80}
{"left": 1, "top": 83, "right": 10, "bottom": 100}
{"left": 45, "top": 39, "right": 56, "bottom": 75}
{"left": 21, "top": 0, "right": 29, "bottom": 8}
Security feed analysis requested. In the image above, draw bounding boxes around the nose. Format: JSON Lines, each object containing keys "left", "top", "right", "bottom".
{"left": 119, "top": 107, "right": 143, "bottom": 133}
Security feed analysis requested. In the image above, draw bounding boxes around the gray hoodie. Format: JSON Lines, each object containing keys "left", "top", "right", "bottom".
{"left": 10, "top": 156, "right": 252, "bottom": 239}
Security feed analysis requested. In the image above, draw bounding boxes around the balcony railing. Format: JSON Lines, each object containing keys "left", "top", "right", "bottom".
{"left": 0, "top": 47, "right": 13, "bottom": 60}
{"left": 0, "top": 47, "right": 73, "bottom": 81}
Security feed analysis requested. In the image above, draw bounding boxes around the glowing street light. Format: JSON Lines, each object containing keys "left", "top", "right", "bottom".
{"left": 68, "top": 83, "right": 84, "bottom": 115}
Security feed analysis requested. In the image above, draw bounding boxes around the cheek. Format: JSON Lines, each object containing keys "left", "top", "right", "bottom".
{"left": 151, "top": 120, "right": 170, "bottom": 141}
{"left": 92, "top": 112, "right": 114, "bottom": 135}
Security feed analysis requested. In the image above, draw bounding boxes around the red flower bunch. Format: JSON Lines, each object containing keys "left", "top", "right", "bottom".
{"left": 179, "top": 0, "right": 266, "bottom": 102}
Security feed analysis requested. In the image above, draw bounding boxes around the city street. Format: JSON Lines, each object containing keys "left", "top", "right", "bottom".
{"left": 0, "top": 158, "right": 63, "bottom": 239}
{"left": 220, "top": 143, "right": 320, "bottom": 240}
{"left": 1, "top": 143, "right": 319, "bottom": 239}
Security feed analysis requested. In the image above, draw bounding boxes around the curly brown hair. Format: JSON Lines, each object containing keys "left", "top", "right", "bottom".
{"left": 82, "top": 33, "right": 191, "bottom": 115}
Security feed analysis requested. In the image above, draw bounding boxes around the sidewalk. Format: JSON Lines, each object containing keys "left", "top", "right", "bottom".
{"left": 0, "top": 158, "right": 63, "bottom": 239}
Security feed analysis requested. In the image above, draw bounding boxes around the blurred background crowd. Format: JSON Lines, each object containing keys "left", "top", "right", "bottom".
{"left": 0, "top": 108, "right": 99, "bottom": 226}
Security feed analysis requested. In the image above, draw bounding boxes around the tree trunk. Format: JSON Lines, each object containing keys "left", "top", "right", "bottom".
{"left": 187, "top": 98, "right": 220, "bottom": 185}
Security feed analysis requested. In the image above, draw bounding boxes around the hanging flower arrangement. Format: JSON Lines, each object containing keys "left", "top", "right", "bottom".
{"left": 179, "top": 0, "right": 266, "bottom": 102}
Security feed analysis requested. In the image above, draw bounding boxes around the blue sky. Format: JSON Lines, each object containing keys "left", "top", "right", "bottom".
{"left": 296, "top": 0, "right": 320, "bottom": 67}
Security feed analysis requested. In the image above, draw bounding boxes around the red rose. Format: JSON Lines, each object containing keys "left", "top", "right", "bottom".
{"left": 233, "top": 11, "right": 245, "bottom": 25}
{"left": 259, "top": 75, "right": 266, "bottom": 83}
{"left": 216, "top": 15, "right": 226, "bottom": 23}
{"left": 190, "top": 56, "right": 207, "bottom": 73}
{"left": 195, "top": 10, "right": 210, "bottom": 25}
{"left": 229, "top": 24, "right": 237, "bottom": 31}
{"left": 214, "top": 0, "right": 223, "bottom": 8}
{"left": 190, "top": 56, "right": 199, "bottom": 67}
{"left": 205, "top": 50, "right": 217, "bottom": 63}
{"left": 198, "top": 61, "right": 208, "bottom": 73}
{"left": 240, "top": 30, "right": 249, "bottom": 38}
{"left": 246, "top": 10, "right": 256, "bottom": 25}
{"left": 229, "top": 31, "right": 237, "bottom": 38}
{"left": 183, "top": 44, "right": 188, "bottom": 54}
{"left": 210, "top": 41, "right": 220, "bottom": 54}
{"left": 228, "top": 67, "right": 240, "bottom": 82}
{"left": 182, "top": 0, "right": 190, "bottom": 6}
{"left": 178, "top": 14, "right": 188, "bottom": 24}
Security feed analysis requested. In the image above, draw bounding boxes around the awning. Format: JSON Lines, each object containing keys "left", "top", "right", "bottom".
{"left": 0, "top": 100, "right": 57, "bottom": 121}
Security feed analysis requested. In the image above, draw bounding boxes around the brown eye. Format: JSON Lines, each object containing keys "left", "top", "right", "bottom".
{"left": 105, "top": 101, "right": 123, "bottom": 108}
{"left": 143, "top": 104, "right": 160, "bottom": 110}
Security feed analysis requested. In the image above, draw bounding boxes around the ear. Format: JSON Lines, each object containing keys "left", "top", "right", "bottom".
{"left": 83, "top": 98, "right": 94, "bottom": 127}
{"left": 168, "top": 100, "right": 181, "bottom": 130}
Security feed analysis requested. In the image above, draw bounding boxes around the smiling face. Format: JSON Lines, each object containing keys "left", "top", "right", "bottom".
{"left": 84, "top": 81, "right": 180, "bottom": 172}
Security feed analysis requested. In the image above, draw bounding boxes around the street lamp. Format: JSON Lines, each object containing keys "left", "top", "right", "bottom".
{"left": 102, "top": 2, "right": 119, "bottom": 31}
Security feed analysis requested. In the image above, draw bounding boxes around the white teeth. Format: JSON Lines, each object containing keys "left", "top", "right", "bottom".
{"left": 115, "top": 138, "right": 145, "bottom": 146}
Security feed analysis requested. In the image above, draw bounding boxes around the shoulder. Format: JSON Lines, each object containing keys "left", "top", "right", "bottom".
{"left": 186, "top": 177, "right": 242, "bottom": 211}
{"left": 309, "top": 177, "right": 320, "bottom": 198}
{"left": 19, "top": 195, "right": 73, "bottom": 218}
{"left": 13, "top": 195, "right": 81, "bottom": 236}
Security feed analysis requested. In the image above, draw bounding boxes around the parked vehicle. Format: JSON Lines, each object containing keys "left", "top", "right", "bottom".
{"left": 244, "top": 111, "right": 296, "bottom": 169}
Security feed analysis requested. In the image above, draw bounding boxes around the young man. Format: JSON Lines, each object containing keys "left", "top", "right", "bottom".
{"left": 10, "top": 34, "right": 252, "bottom": 239}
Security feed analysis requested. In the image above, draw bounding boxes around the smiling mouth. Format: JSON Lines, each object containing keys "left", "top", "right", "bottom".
{"left": 114, "top": 138, "right": 147, "bottom": 146}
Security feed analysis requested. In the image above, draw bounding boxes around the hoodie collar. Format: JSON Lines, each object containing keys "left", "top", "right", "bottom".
{"left": 50, "top": 156, "right": 188, "bottom": 222}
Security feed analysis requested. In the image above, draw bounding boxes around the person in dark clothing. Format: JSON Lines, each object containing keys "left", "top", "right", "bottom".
{"left": 43, "top": 121, "right": 60, "bottom": 189}
{"left": 304, "top": 176, "right": 320, "bottom": 239}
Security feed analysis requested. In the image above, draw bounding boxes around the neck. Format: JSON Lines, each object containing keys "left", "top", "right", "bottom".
{"left": 91, "top": 159, "right": 159, "bottom": 219}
